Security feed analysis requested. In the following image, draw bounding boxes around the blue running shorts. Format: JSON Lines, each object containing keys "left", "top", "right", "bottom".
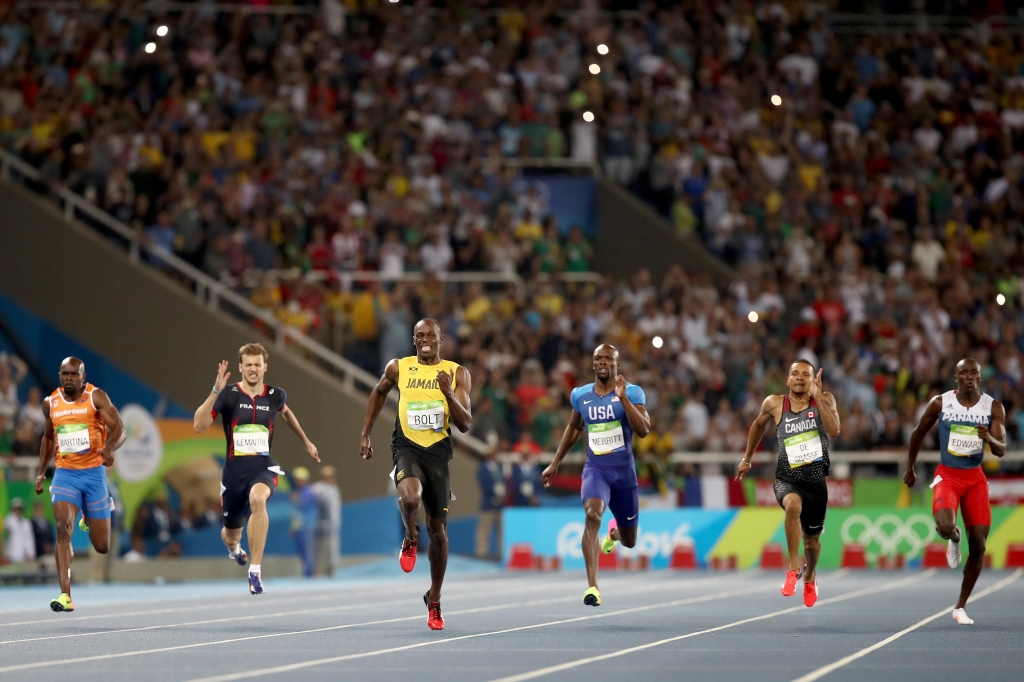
{"left": 580, "top": 462, "right": 639, "bottom": 528}
{"left": 50, "top": 466, "right": 113, "bottom": 519}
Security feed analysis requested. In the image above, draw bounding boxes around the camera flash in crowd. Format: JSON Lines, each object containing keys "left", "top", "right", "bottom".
{"left": 157, "top": 25, "right": 168, "bottom": 37}
{"left": 597, "top": 44, "right": 609, "bottom": 55}
{"left": 997, "top": 294, "right": 1006, "bottom": 306}
{"left": 145, "top": 42, "right": 156, "bottom": 54}
{"left": 582, "top": 111, "right": 595, "bottom": 122}
{"left": 652, "top": 336, "right": 664, "bottom": 349}
{"left": 589, "top": 63, "right": 601, "bottom": 75}
{"left": 748, "top": 311, "right": 759, "bottom": 323}
{"left": 771, "top": 94, "right": 782, "bottom": 106}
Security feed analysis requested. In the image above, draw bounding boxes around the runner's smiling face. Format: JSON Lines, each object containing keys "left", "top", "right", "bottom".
{"left": 592, "top": 346, "right": 618, "bottom": 383}
{"left": 414, "top": 322, "right": 442, "bottom": 362}
{"left": 239, "top": 354, "right": 266, "bottom": 388}
{"left": 59, "top": 360, "right": 85, "bottom": 398}
{"left": 787, "top": 362, "right": 813, "bottom": 398}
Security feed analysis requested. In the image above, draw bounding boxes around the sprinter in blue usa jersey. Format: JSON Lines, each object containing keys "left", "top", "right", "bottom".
{"left": 542, "top": 344, "right": 650, "bottom": 607}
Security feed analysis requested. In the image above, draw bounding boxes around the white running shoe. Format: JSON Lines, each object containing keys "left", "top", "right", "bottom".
{"left": 952, "top": 608, "right": 974, "bottom": 625}
{"left": 947, "top": 537, "right": 961, "bottom": 569}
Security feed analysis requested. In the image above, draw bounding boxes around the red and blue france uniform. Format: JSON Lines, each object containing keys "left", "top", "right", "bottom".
{"left": 212, "top": 383, "right": 287, "bottom": 529}
{"left": 571, "top": 382, "right": 646, "bottom": 528}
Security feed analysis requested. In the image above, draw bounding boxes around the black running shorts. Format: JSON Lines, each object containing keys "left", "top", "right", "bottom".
{"left": 392, "top": 446, "right": 451, "bottom": 519}
{"left": 221, "top": 458, "right": 280, "bottom": 530}
{"left": 774, "top": 477, "right": 828, "bottom": 536}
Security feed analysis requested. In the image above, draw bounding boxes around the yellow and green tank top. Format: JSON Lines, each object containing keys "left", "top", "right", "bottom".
{"left": 392, "top": 356, "right": 461, "bottom": 460}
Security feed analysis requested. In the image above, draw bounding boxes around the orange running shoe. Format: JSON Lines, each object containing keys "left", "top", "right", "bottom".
{"left": 781, "top": 566, "right": 804, "bottom": 597}
{"left": 400, "top": 536, "right": 418, "bottom": 573}
{"left": 803, "top": 580, "right": 818, "bottom": 607}
{"left": 424, "top": 591, "right": 444, "bottom": 630}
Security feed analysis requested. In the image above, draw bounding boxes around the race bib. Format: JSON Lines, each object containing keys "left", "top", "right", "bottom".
{"left": 947, "top": 425, "right": 983, "bottom": 457}
{"left": 233, "top": 424, "right": 270, "bottom": 455}
{"left": 56, "top": 423, "right": 90, "bottom": 456}
{"left": 588, "top": 420, "right": 625, "bottom": 455}
{"left": 406, "top": 400, "right": 445, "bottom": 432}
{"left": 785, "top": 430, "right": 824, "bottom": 468}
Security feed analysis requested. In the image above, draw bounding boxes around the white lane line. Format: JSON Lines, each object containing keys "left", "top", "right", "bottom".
{"left": 0, "top": 567, "right": 698, "bottom": 626}
{"left": 788, "top": 568, "right": 1023, "bottom": 682}
{"left": 484, "top": 570, "right": 936, "bottom": 682}
{"left": 0, "top": 569, "right": 757, "bottom": 659}
{"left": 0, "top": 571, "right": 577, "bottom": 624}
{"left": 0, "top": 570, "right": 752, "bottom": 646}
{"left": 181, "top": 580, "right": 789, "bottom": 682}
{"left": 0, "top": 577, "right": 777, "bottom": 675}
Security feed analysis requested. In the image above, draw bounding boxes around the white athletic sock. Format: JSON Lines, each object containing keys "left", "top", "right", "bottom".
{"left": 228, "top": 543, "right": 240, "bottom": 556}
{"left": 249, "top": 564, "right": 261, "bottom": 575}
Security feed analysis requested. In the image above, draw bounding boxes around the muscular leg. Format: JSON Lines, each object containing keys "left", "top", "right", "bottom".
{"left": 53, "top": 501, "right": 79, "bottom": 595}
{"left": 955, "top": 525, "right": 989, "bottom": 609}
{"left": 425, "top": 514, "right": 448, "bottom": 603}
{"left": 782, "top": 493, "right": 803, "bottom": 571}
{"left": 247, "top": 483, "right": 272, "bottom": 566}
{"left": 582, "top": 498, "right": 605, "bottom": 589}
{"left": 803, "top": 533, "right": 821, "bottom": 583}
{"left": 85, "top": 517, "right": 111, "bottom": 555}
{"left": 397, "top": 477, "right": 423, "bottom": 544}
{"left": 616, "top": 525, "right": 638, "bottom": 549}
{"left": 222, "top": 526, "right": 243, "bottom": 553}
{"left": 934, "top": 507, "right": 961, "bottom": 544}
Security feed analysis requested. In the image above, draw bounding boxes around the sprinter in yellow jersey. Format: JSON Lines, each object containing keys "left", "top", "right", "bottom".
{"left": 34, "top": 357, "right": 124, "bottom": 612}
{"left": 360, "top": 318, "right": 472, "bottom": 631}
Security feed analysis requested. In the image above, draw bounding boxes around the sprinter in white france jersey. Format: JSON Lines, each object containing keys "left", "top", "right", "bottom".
{"left": 905, "top": 358, "right": 1007, "bottom": 625}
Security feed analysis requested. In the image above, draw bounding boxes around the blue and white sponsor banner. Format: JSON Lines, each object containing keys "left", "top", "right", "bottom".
{"left": 502, "top": 508, "right": 737, "bottom": 569}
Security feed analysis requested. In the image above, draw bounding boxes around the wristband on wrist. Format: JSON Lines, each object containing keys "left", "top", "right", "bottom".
{"left": 212, "top": 386, "right": 222, "bottom": 394}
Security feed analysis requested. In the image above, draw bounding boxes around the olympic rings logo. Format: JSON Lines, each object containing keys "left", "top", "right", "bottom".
{"left": 840, "top": 513, "right": 936, "bottom": 560}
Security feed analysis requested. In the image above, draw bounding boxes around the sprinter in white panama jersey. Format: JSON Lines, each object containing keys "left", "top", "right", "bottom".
{"left": 905, "top": 358, "right": 1007, "bottom": 625}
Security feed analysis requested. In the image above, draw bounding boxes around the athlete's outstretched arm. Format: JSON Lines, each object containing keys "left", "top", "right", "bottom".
{"left": 438, "top": 365, "right": 473, "bottom": 432}
{"left": 93, "top": 389, "right": 125, "bottom": 467}
{"left": 35, "top": 401, "right": 54, "bottom": 495}
{"left": 978, "top": 400, "right": 1007, "bottom": 457}
{"left": 614, "top": 375, "right": 651, "bottom": 437}
{"left": 279, "top": 405, "right": 320, "bottom": 462}
{"left": 808, "top": 370, "right": 841, "bottom": 438}
{"left": 542, "top": 410, "right": 584, "bottom": 487}
{"left": 904, "top": 395, "right": 943, "bottom": 488}
{"left": 736, "top": 395, "right": 781, "bottom": 481}
{"left": 194, "top": 360, "right": 231, "bottom": 433}
{"left": 360, "top": 360, "right": 399, "bottom": 460}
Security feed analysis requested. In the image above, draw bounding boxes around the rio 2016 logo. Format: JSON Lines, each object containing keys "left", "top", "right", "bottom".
{"left": 555, "top": 522, "right": 694, "bottom": 560}
{"left": 839, "top": 513, "right": 936, "bottom": 561}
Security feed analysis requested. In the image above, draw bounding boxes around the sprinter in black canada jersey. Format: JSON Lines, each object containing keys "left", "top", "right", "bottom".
{"left": 193, "top": 343, "right": 319, "bottom": 595}
{"left": 736, "top": 360, "right": 841, "bottom": 607}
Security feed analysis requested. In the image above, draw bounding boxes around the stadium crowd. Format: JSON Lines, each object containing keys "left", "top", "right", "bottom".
{"left": 2, "top": 0, "right": 1024, "bottom": 486}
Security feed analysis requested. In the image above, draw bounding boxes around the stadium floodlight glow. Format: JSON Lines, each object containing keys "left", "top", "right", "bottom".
{"left": 589, "top": 63, "right": 601, "bottom": 75}
{"left": 748, "top": 311, "right": 759, "bottom": 323}
{"left": 652, "top": 336, "right": 664, "bottom": 349}
{"left": 145, "top": 42, "right": 156, "bottom": 53}
{"left": 597, "top": 44, "right": 609, "bottom": 55}
{"left": 997, "top": 293, "right": 1006, "bottom": 306}
{"left": 771, "top": 94, "right": 782, "bottom": 106}
{"left": 157, "top": 25, "right": 168, "bottom": 37}
{"left": 389, "top": 0, "right": 399, "bottom": 3}
{"left": 582, "top": 111, "right": 595, "bottom": 122}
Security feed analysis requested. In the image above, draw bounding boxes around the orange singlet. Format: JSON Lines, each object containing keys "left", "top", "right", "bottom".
{"left": 49, "top": 384, "right": 107, "bottom": 470}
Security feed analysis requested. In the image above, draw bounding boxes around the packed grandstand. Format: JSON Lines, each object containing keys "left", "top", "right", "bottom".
{"left": 2, "top": 0, "right": 1023, "bottom": 482}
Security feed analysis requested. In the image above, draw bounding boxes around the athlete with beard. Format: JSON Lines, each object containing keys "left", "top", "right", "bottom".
{"left": 35, "top": 357, "right": 125, "bottom": 612}
{"left": 904, "top": 358, "right": 1006, "bottom": 625}
{"left": 737, "top": 360, "right": 841, "bottom": 607}
{"left": 193, "top": 343, "right": 320, "bottom": 595}
{"left": 360, "top": 319, "right": 473, "bottom": 631}
{"left": 542, "top": 344, "right": 650, "bottom": 607}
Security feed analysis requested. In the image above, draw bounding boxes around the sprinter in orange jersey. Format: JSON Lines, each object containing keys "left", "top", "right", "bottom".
{"left": 34, "top": 357, "right": 124, "bottom": 612}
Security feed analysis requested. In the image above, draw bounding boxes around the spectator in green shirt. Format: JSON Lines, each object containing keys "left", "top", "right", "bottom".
{"left": 564, "top": 226, "right": 592, "bottom": 272}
